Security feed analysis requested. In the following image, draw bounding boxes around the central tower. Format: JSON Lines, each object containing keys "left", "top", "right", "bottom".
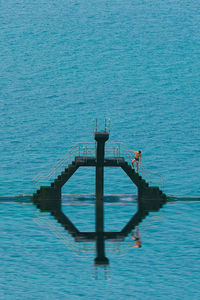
{"left": 94, "top": 131, "right": 109, "bottom": 266}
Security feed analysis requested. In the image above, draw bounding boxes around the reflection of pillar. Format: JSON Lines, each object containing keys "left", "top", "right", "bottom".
{"left": 94, "top": 132, "right": 109, "bottom": 266}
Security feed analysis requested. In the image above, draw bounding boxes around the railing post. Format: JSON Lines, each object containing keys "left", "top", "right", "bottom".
{"left": 95, "top": 119, "right": 98, "bottom": 132}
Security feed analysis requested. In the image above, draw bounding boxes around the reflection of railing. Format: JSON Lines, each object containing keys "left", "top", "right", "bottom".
{"left": 33, "top": 212, "right": 131, "bottom": 258}
{"left": 33, "top": 141, "right": 165, "bottom": 188}
{"left": 33, "top": 212, "right": 95, "bottom": 256}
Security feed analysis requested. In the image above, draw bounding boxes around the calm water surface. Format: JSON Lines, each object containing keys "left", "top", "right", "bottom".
{"left": 1, "top": 0, "right": 200, "bottom": 298}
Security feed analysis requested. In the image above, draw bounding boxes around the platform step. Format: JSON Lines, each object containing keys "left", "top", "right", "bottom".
{"left": 61, "top": 170, "right": 68, "bottom": 175}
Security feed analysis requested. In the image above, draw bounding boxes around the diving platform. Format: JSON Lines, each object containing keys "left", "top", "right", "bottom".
{"left": 74, "top": 156, "right": 126, "bottom": 167}
{"left": 32, "top": 129, "right": 167, "bottom": 266}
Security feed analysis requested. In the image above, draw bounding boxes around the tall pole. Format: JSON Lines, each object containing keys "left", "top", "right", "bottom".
{"left": 94, "top": 132, "right": 109, "bottom": 266}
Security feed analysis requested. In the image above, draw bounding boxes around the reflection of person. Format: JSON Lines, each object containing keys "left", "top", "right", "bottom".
{"left": 130, "top": 227, "right": 142, "bottom": 248}
{"left": 130, "top": 151, "right": 141, "bottom": 172}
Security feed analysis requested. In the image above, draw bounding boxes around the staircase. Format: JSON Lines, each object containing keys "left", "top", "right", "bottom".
{"left": 50, "top": 163, "right": 78, "bottom": 189}
{"left": 32, "top": 161, "right": 79, "bottom": 211}
{"left": 32, "top": 157, "right": 167, "bottom": 242}
{"left": 32, "top": 133, "right": 168, "bottom": 247}
{"left": 121, "top": 163, "right": 167, "bottom": 212}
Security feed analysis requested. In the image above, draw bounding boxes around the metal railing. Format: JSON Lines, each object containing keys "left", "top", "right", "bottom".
{"left": 138, "top": 164, "right": 165, "bottom": 189}
{"left": 33, "top": 141, "right": 165, "bottom": 189}
{"left": 33, "top": 142, "right": 96, "bottom": 186}
{"left": 93, "top": 118, "right": 110, "bottom": 134}
{"left": 107, "top": 142, "right": 165, "bottom": 189}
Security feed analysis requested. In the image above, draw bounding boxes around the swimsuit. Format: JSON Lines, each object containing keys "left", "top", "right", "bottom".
{"left": 135, "top": 157, "right": 139, "bottom": 161}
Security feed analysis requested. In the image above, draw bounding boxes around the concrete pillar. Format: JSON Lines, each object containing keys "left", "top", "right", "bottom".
{"left": 38, "top": 186, "right": 61, "bottom": 212}
{"left": 94, "top": 132, "right": 109, "bottom": 266}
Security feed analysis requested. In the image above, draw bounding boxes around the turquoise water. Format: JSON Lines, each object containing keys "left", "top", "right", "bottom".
{"left": 1, "top": 199, "right": 200, "bottom": 299}
{"left": 1, "top": 0, "right": 200, "bottom": 298}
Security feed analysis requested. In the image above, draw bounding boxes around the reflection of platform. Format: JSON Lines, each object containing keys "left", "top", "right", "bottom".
{"left": 74, "top": 232, "right": 125, "bottom": 242}
{"left": 32, "top": 131, "right": 168, "bottom": 266}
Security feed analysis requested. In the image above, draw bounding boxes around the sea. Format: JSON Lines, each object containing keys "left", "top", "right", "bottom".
{"left": 0, "top": 0, "right": 200, "bottom": 299}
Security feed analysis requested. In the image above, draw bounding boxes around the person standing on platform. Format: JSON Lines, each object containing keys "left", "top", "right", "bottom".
{"left": 130, "top": 150, "right": 141, "bottom": 172}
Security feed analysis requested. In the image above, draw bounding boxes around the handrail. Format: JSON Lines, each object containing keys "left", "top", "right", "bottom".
{"left": 139, "top": 164, "right": 165, "bottom": 189}
{"left": 33, "top": 142, "right": 96, "bottom": 186}
{"left": 33, "top": 143, "right": 77, "bottom": 182}
{"left": 106, "top": 142, "right": 165, "bottom": 188}
{"left": 33, "top": 141, "right": 165, "bottom": 189}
